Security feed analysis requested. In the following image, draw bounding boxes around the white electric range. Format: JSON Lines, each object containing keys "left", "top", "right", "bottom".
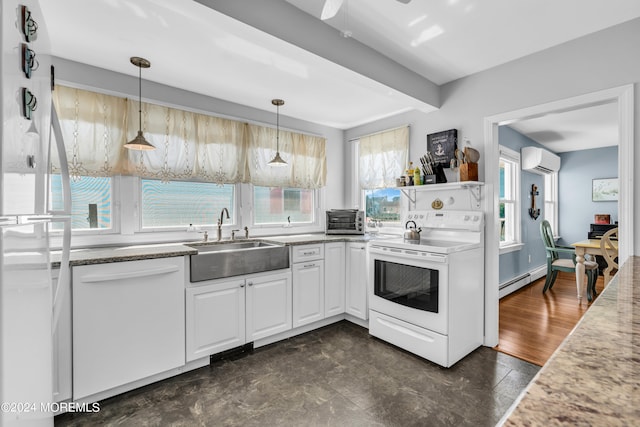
{"left": 368, "top": 210, "right": 485, "bottom": 368}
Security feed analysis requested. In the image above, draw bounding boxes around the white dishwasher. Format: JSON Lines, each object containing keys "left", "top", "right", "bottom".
{"left": 72, "top": 257, "right": 185, "bottom": 400}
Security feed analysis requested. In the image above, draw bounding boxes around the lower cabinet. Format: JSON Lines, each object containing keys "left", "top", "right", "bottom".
{"left": 186, "top": 278, "right": 246, "bottom": 362}
{"left": 324, "top": 242, "right": 346, "bottom": 317}
{"left": 186, "top": 270, "right": 292, "bottom": 362}
{"left": 346, "top": 242, "right": 368, "bottom": 320}
{"left": 292, "top": 260, "right": 325, "bottom": 327}
{"left": 246, "top": 271, "right": 293, "bottom": 341}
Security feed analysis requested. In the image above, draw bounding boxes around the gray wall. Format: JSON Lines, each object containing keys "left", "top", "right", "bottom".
{"left": 558, "top": 146, "right": 619, "bottom": 246}
{"left": 497, "top": 126, "right": 547, "bottom": 284}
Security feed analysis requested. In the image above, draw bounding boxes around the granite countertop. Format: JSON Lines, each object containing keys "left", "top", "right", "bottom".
{"left": 501, "top": 256, "right": 640, "bottom": 425}
{"left": 52, "top": 233, "right": 395, "bottom": 267}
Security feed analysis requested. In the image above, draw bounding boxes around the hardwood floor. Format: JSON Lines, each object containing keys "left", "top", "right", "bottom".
{"left": 495, "top": 271, "right": 605, "bottom": 366}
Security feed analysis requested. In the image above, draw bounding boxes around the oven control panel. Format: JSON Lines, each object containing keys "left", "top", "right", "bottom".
{"left": 405, "top": 210, "right": 483, "bottom": 231}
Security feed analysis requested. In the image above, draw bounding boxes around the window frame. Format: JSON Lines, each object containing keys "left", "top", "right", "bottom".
{"left": 248, "top": 184, "right": 321, "bottom": 230}
{"left": 136, "top": 178, "right": 240, "bottom": 233}
{"left": 499, "top": 146, "right": 522, "bottom": 253}
{"left": 48, "top": 174, "right": 120, "bottom": 236}
{"left": 352, "top": 138, "right": 404, "bottom": 231}
{"left": 544, "top": 172, "right": 559, "bottom": 237}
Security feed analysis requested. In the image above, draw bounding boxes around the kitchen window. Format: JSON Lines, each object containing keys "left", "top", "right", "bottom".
{"left": 50, "top": 175, "right": 114, "bottom": 231}
{"left": 353, "top": 126, "right": 409, "bottom": 229}
{"left": 252, "top": 186, "right": 315, "bottom": 225}
{"left": 140, "top": 179, "right": 235, "bottom": 229}
{"left": 364, "top": 188, "right": 402, "bottom": 226}
{"left": 499, "top": 146, "right": 521, "bottom": 251}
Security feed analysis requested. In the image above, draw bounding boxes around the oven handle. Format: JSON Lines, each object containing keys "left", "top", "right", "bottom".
{"left": 369, "top": 245, "right": 448, "bottom": 263}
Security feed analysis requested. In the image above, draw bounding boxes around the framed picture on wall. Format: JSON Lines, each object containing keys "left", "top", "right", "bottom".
{"left": 592, "top": 178, "right": 618, "bottom": 201}
{"left": 427, "top": 129, "right": 457, "bottom": 167}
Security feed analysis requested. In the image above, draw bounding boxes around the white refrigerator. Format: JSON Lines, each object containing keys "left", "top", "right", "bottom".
{"left": 1, "top": 1, "right": 71, "bottom": 426}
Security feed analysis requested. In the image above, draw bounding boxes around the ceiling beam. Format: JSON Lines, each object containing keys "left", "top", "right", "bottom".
{"left": 195, "top": 0, "right": 440, "bottom": 109}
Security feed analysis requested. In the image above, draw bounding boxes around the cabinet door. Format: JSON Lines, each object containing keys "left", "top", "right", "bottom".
{"left": 324, "top": 242, "right": 345, "bottom": 317}
{"left": 346, "top": 243, "right": 368, "bottom": 320}
{"left": 246, "top": 271, "right": 292, "bottom": 341}
{"left": 186, "top": 279, "right": 246, "bottom": 362}
{"left": 73, "top": 257, "right": 185, "bottom": 400}
{"left": 292, "top": 260, "right": 325, "bottom": 328}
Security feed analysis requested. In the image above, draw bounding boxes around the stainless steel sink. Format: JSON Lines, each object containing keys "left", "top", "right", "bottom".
{"left": 188, "top": 240, "right": 289, "bottom": 282}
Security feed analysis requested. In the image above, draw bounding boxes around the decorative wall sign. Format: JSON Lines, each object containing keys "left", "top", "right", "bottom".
{"left": 592, "top": 178, "right": 618, "bottom": 201}
{"left": 427, "top": 129, "right": 457, "bottom": 168}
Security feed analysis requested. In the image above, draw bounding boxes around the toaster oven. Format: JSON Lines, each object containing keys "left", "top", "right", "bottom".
{"left": 326, "top": 209, "right": 365, "bottom": 235}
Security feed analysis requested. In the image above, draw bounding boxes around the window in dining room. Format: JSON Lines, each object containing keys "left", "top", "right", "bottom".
{"left": 499, "top": 146, "right": 521, "bottom": 250}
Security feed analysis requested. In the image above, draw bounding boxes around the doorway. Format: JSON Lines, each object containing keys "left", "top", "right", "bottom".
{"left": 482, "top": 85, "right": 634, "bottom": 348}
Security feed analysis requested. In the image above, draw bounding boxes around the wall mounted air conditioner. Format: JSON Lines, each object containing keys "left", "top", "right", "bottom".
{"left": 521, "top": 147, "right": 561, "bottom": 175}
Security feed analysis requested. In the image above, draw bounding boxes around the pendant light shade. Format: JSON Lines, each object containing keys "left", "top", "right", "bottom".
{"left": 268, "top": 98, "right": 287, "bottom": 167}
{"left": 124, "top": 56, "right": 155, "bottom": 151}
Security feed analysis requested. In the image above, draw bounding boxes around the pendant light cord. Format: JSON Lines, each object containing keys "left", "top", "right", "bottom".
{"left": 138, "top": 63, "right": 142, "bottom": 132}
{"left": 276, "top": 103, "right": 280, "bottom": 152}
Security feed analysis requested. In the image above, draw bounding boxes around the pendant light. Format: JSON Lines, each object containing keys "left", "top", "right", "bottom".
{"left": 124, "top": 56, "right": 155, "bottom": 151}
{"left": 268, "top": 99, "right": 287, "bottom": 167}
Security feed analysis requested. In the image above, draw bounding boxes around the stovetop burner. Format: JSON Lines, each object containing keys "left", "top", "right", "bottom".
{"left": 372, "top": 210, "right": 484, "bottom": 254}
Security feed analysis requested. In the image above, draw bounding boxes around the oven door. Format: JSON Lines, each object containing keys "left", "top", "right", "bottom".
{"left": 369, "top": 245, "right": 449, "bottom": 335}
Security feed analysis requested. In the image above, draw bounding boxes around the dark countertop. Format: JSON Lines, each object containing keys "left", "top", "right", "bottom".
{"left": 52, "top": 233, "right": 395, "bottom": 267}
{"left": 500, "top": 256, "right": 640, "bottom": 425}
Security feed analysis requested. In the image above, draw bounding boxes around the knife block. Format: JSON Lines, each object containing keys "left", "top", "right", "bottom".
{"left": 459, "top": 162, "right": 478, "bottom": 182}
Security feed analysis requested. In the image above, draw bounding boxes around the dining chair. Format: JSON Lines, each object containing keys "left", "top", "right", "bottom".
{"left": 540, "top": 220, "right": 598, "bottom": 298}
{"left": 599, "top": 227, "right": 618, "bottom": 287}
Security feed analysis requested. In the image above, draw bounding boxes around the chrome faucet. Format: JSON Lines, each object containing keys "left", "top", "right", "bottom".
{"left": 217, "top": 208, "right": 230, "bottom": 241}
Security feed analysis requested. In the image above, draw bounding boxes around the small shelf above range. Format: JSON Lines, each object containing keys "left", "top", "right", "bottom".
{"left": 397, "top": 181, "right": 484, "bottom": 208}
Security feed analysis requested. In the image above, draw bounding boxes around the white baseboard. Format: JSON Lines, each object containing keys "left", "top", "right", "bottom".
{"left": 499, "top": 265, "right": 546, "bottom": 299}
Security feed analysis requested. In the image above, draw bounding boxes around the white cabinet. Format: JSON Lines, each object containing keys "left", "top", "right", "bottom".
{"left": 292, "top": 260, "right": 325, "bottom": 327}
{"left": 346, "top": 242, "right": 368, "bottom": 320}
{"left": 324, "top": 242, "right": 346, "bottom": 317}
{"left": 186, "top": 278, "right": 246, "bottom": 362}
{"left": 72, "top": 257, "right": 185, "bottom": 400}
{"left": 246, "top": 271, "right": 292, "bottom": 341}
{"left": 51, "top": 268, "right": 72, "bottom": 403}
{"left": 186, "top": 270, "right": 292, "bottom": 360}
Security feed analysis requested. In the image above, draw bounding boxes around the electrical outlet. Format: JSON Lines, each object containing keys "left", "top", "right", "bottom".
{"left": 528, "top": 254, "right": 532, "bottom": 263}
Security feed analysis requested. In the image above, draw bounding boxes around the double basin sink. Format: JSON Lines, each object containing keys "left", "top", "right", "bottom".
{"left": 188, "top": 240, "right": 289, "bottom": 282}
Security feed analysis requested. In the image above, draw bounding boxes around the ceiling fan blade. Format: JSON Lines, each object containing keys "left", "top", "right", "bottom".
{"left": 321, "top": 0, "right": 344, "bottom": 20}
{"left": 396, "top": 0, "right": 412, "bottom": 3}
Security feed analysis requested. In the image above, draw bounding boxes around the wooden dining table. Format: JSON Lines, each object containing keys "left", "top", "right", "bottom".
{"left": 571, "top": 239, "right": 618, "bottom": 300}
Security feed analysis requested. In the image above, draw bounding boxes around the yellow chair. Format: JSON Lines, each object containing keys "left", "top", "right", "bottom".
{"left": 599, "top": 227, "right": 618, "bottom": 287}
{"left": 540, "top": 220, "right": 598, "bottom": 300}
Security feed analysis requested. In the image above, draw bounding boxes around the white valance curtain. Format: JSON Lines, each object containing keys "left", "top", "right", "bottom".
{"left": 52, "top": 85, "right": 128, "bottom": 178}
{"left": 51, "top": 85, "right": 326, "bottom": 189}
{"left": 358, "top": 126, "right": 409, "bottom": 189}
{"left": 246, "top": 125, "right": 326, "bottom": 189}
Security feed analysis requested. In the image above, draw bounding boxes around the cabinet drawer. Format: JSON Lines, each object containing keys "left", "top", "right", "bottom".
{"left": 291, "top": 244, "right": 324, "bottom": 263}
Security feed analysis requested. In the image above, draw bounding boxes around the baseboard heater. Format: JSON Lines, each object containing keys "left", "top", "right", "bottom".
{"left": 500, "top": 273, "right": 530, "bottom": 290}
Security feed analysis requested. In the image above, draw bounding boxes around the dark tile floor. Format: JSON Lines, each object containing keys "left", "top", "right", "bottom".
{"left": 55, "top": 321, "right": 539, "bottom": 427}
